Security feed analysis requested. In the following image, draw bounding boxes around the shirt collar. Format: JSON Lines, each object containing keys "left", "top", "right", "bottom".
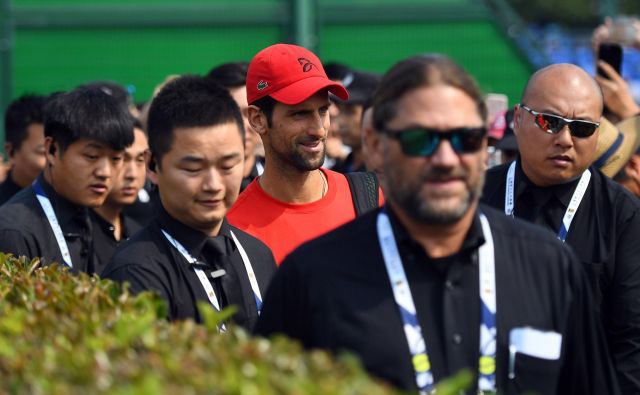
{"left": 385, "top": 204, "right": 485, "bottom": 260}
{"left": 36, "top": 173, "right": 88, "bottom": 228}
{"left": 156, "top": 204, "right": 233, "bottom": 258}
{"left": 90, "top": 210, "right": 138, "bottom": 240}
{"left": 515, "top": 160, "right": 584, "bottom": 208}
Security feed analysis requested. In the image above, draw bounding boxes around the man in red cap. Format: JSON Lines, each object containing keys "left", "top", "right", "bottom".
{"left": 227, "top": 44, "right": 381, "bottom": 264}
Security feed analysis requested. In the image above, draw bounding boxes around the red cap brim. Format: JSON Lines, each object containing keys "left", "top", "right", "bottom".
{"left": 270, "top": 76, "right": 349, "bottom": 105}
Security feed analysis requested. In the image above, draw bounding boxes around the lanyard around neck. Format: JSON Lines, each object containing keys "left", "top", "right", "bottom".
{"left": 33, "top": 179, "right": 73, "bottom": 268}
{"left": 377, "top": 210, "right": 497, "bottom": 394}
{"left": 161, "top": 228, "right": 263, "bottom": 316}
{"left": 504, "top": 161, "right": 591, "bottom": 242}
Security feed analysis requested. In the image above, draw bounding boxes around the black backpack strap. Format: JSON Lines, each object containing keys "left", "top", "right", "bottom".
{"left": 345, "top": 171, "right": 380, "bottom": 216}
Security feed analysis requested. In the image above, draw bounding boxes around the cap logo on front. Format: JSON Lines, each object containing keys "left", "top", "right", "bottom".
{"left": 297, "top": 58, "right": 316, "bottom": 73}
{"left": 257, "top": 80, "right": 268, "bottom": 90}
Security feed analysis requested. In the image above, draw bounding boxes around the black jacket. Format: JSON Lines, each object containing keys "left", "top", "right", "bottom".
{"left": 256, "top": 205, "right": 619, "bottom": 394}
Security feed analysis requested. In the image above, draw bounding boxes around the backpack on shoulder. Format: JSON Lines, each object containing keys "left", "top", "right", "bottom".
{"left": 344, "top": 171, "right": 380, "bottom": 216}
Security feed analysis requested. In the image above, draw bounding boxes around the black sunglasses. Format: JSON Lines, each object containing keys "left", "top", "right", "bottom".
{"left": 379, "top": 126, "right": 487, "bottom": 157}
{"left": 520, "top": 105, "right": 600, "bottom": 138}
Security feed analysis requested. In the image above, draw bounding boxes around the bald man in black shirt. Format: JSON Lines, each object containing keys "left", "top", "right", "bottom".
{"left": 482, "top": 64, "right": 640, "bottom": 393}
{"left": 256, "top": 55, "right": 619, "bottom": 394}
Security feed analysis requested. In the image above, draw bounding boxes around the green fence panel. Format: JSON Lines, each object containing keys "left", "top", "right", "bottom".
{"left": 14, "top": 26, "right": 281, "bottom": 102}
{"left": 320, "top": 21, "right": 532, "bottom": 105}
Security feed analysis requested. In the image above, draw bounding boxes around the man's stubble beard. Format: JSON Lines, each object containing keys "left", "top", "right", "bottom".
{"left": 385, "top": 156, "right": 485, "bottom": 225}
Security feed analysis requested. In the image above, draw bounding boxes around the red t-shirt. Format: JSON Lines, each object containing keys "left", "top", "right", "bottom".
{"left": 228, "top": 168, "right": 362, "bottom": 264}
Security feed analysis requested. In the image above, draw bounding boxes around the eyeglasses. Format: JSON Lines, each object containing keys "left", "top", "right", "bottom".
{"left": 379, "top": 126, "right": 486, "bottom": 157}
{"left": 520, "top": 105, "right": 600, "bottom": 138}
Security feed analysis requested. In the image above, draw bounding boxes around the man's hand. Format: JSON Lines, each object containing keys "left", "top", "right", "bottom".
{"left": 592, "top": 17, "right": 640, "bottom": 50}
{"left": 595, "top": 60, "right": 640, "bottom": 120}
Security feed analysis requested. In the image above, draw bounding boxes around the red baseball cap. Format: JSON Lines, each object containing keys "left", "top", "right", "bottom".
{"left": 247, "top": 43, "right": 349, "bottom": 105}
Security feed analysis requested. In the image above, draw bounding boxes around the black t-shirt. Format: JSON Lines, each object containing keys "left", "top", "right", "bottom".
{"left": 90, "top": 210, "right": 142, "bottom": 276}
{"left": 482, "top": 161, "right": 640, "bottom": 393}
{"left": 102, "top": 206, "right": 277, "bottom": 330}
{"left": 0, "top": 170, "right": 24, "bottom": 206}
{"left": 0, "top": 173, "right": 94, "bottom": 273}
{"left": 255, "top": 205, "right": 619, "bottom": 394}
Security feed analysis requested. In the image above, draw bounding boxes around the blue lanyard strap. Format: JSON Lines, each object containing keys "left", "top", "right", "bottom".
{"left": 504, "top": 161, "right": 591, "bottom": 243}
{"left": 377, "top": 210, "right": 497, "bottom": 394}
{"left": 32, "top": 179, "right": 73, "bottom": 268}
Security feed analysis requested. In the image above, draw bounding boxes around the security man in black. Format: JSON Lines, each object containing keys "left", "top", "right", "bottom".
{"left": 0, "top": 86, "right": 134, "bottom": 273}
{"left": 90, "top": 210, "right": 141, "bottom": 275}
{"left": 102, "top": 76, "right": 277, "bottom": 330}
{"left": 481, "top": 64, "right": 640, "bottom": 393}
{"left": 0, "top": 94, "right": 47, "bottom": 206}
{"left": 103, "top": 207, "right": 275, "bottom": 328}
{"left": 256, "top": 55, "right": 620, "bottom": 394}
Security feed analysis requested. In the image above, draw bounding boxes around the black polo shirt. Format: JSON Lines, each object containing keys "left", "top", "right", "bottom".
{"left": 482, "top": 161, "right": 640, "bottom": 393}
{"left": 122, "top": 181, "right": 158, "bottom": 227}
{"left": 0, "top": 170, "right": 24, "bottom": 206}
{"left": 90, "top": 210, "right": 142, "bottom": 275}
{"left": 0, "top": 173, "right": 94, "bottom": 273}
{"left": 240, "top": 156, "right": 264, "bottom": 193}
{"left": 102, "top": 206, "right": 277, "bottom": 330}
{"left": 255, "top": 205, "right": 619, "bottom": 394}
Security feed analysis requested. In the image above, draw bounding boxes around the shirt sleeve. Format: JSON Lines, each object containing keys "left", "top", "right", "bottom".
{"left": 607, "top": 209, "right": 640, "bottom": 393}
{"left": 0, "top": 229, "right": 37, "bottom": 260}
{"left": 558, "top": 251, "right": 622, "bottom": 395}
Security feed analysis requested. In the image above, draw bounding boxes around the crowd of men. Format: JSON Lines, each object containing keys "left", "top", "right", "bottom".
{"left": 1, "top": 22, "right": 640, "bottom": 394}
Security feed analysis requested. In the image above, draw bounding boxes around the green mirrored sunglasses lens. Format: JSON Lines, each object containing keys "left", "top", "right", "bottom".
{"left": 399, "top": 130, "right": 439, "bottom": 156}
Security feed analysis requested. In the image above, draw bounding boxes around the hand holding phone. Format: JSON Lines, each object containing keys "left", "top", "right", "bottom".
{"left": 594, "top": 60, "right": 640, "bottom": 120}
{"left": 597, "top": 43, "right": 623, "bottom": 79}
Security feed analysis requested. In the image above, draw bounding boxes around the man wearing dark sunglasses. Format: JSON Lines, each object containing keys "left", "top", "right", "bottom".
{"left": 482, "top": 63, "right": 640, "bottom": 394}
{"left": 256, "top": 55, "right": 618, "bottom": 394}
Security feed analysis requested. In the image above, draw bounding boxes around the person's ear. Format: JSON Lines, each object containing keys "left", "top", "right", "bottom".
{"left": 145, "top": 150, "right": 159, "bottom": 185}
{"left": 44, "top": 137, "right": 57, "bottom": 166}
{"left": 625, "top": 154, "right": 640, "bottom": 182}
{"left": 248, "top": 105, "right": 268, "bottom": 137}
{"left": 4, "top": 143, "right": 13, "bottom": 160}
{"left": 513, "top": 105, "right": 522, "bottom": 135}
{"left": 363, "top": 123, "right": 384, "bottom": 174}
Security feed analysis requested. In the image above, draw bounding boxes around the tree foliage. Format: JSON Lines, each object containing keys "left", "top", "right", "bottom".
{"left": 0, "top": 254, "right": 472, "bottom": 394}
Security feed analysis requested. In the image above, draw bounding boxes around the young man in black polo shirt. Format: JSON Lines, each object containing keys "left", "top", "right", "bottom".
{"left": 91, "top": 120, "right": 148, "bottom": 274}
{"left": 103, "top": 76, "right": 276, "bottom": 330}
{"left": 481, "top": 63, "right": 640, "bottom": 394}
{"left": 0, "top": 87, "right": 134, "bottom": 274}
{"left": 330, "top": 70, "right": 380, "bottom": 174}
{"left": 0, "top": 94, "right": 47, "bottom": 205}
{"left": 255, "top": 55, "right": 619, "bottom": 394}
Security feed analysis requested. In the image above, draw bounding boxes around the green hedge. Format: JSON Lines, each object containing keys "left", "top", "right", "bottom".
{"left": 0, "top": 254, "right": 472, "bottom": 394}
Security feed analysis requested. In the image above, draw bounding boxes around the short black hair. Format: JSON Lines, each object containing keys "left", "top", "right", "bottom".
{"left": 147, "top": 75, "right": 245, "bottom": 167}
{"left": 44, "top": 86, "right": 135, "bottom": 153}
{"left": 206, "top": 61, "right": 249, "bottom": 89}
{"left": 77, "top": 81, "right": 133, "bottom": 109}
{"left": 132, "top": 118, "right": 146, "bottom": 136}
{"left": 324, "top": 62, "right": 353, "bottom": 82}
{"left": 252, "top": 95, "right": 277, "bottom": 127}
{"left": 4, "top": 94, "right": 47, "bottom": 150}
{"left": 373, "top": 54, "right": 487, "bottom": 131}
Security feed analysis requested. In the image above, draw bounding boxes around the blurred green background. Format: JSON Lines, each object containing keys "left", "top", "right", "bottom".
{"left": 1, "top": 0, "right": 638, "bottom": 141}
